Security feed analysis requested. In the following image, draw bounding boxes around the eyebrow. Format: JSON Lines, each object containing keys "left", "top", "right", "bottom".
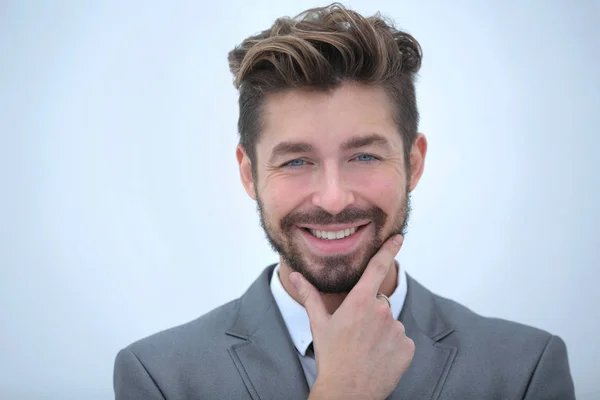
{"left": 340, "top": 133, "right": 391, "bottom": 151}
{"left": 268, "top": 133, "right": 391, "bottom": 163}
{"left": 269, "top": 142, "right": 314, "bottom": 163}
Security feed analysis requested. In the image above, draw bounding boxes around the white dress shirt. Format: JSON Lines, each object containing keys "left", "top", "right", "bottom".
{"left": 270, "top": 263, "right": 408, "bottom": 388}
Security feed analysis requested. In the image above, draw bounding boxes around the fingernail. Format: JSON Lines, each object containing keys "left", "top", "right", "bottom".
{"left": 392, "top": 235, "right": 403, "bottom": 246}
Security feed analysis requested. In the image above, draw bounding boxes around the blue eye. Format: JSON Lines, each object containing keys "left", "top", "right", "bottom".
{"left": 355, "top": 154, "right": 377, "bottom": 162}
{"left": 285, "top": 159, "right": 307, "bottom": 167}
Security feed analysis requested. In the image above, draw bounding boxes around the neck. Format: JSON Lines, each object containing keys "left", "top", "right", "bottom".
{"left": 277, "top": 259, "right": 399, "bottom": 315}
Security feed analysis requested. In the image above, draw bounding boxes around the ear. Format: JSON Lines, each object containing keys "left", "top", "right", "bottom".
{"left": 236, "top": 144, "right": 257, "bottom": 200}
{"left": 408, "top": 133, "right": 428, "bottom": 192}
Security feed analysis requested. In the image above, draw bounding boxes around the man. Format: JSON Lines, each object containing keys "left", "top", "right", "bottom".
{"left": 114, "top": 4, "right": 575, "bottom": 399}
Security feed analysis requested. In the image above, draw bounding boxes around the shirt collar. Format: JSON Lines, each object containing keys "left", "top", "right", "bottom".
{"left": 270, "top": 263, "right": 408, "bottom": 356}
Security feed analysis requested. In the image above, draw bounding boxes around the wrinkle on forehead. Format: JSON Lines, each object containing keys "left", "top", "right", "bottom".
{"left": 259, "top": 82, "right": 401, "bottom": 152}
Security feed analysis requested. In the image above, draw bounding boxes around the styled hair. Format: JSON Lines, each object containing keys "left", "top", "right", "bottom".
{"left": 228, "top": 3, "right": 422, "bottom": 172}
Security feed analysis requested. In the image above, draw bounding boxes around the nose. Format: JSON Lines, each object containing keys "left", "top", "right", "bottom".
{"left": 311, "top": 162, "right": 355, "bottom": 215}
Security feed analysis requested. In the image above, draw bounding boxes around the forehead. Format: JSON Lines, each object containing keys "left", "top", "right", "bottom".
{"left": 258, "top": 82, "right": 400, "bottom": 151}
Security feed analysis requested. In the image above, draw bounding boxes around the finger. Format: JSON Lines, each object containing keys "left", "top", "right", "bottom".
{"left": 353, "top": 234, "right": 403, "bottom": 297}
{"left": 375, "top": 293, "right": 392, "bottom": 310}
{"left": 289, "top": 272, "right": 329, "bottom": 329}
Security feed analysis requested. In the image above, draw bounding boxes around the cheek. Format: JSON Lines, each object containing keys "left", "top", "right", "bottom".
{"left": 351, "top": 169, "right": 405, "bottom": 209}
{"left": 261, "top": 174, "right": 311, "bottom": 218}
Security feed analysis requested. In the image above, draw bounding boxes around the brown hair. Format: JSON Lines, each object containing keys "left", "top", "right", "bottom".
{"left": 228, "top": 3, "right": 422, "bottom": 172}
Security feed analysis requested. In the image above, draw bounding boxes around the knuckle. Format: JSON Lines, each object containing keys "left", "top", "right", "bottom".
{"left": 299, "top": 290, "right": 312, "bottom": 307}
{"left": 406, "top": 337, "right": 416, "bottom": 353}
{"left": 391, "top": 322, "right": 407, "bottom": 341}
{"left": 297, "top": 288, "right": 308, "bottom": 303}
{"left": 400, "top": 335, "right": 415, "bottom": 350}
{"left": 370, "top": 259, "right": 387, "bottom": 275}
{"left": 396, "top": 321, "right": 406, "bottom": 334}
{"left": 374, "top": 302, "right": 392, "bottom": 320}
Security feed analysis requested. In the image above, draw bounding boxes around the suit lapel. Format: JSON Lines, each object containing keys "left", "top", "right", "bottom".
{"left": 226, "top": 267, "right": 457, "bottom": 400}
{"left": 226, "top": 265, "right": 309, "bottom": 400}
{"left": 388, "top": 275, "right": 457, "bottom": 400}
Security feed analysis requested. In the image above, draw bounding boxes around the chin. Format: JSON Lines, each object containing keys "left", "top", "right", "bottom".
{"left": 288, "top": 250, "right": 370, "bottom": 294}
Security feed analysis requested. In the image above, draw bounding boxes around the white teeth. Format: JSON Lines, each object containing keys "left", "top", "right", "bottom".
{"left": 309, "top": 227, "right": 358, "bottom": 240}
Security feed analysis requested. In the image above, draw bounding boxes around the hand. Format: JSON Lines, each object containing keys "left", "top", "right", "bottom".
{"left": 290, "top": 235, "right": 414, "bottom": 400}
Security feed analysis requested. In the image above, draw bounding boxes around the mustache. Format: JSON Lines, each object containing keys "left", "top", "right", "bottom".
{"left": 281, "top": 206, "right": 387, "bottom": 230}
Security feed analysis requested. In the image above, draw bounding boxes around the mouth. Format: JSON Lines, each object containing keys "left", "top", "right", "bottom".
{"left": 296, "top": 222, "right": 371, "bottom": 255}
{"left": 302, "top": 224, "right": 367, "bottom": 240}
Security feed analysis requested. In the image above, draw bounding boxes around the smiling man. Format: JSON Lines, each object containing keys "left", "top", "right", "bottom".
{"left": 247, "top": 84, "right": 417, "bottom": 300}
{"left": 114, "top": 4, "right": 575, "bottom": 399}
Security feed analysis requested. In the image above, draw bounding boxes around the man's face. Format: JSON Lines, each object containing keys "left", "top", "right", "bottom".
{"left": 239, "top": 82, "right": 420, "bottom": 294}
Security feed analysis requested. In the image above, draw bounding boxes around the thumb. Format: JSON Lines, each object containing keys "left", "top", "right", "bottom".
{"left": 289, "top": 272, "right": 329, "bottom": 328}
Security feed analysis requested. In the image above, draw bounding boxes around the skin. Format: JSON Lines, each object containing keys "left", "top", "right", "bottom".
{"left": 293, "top": 235, "right": 414, "bottom": 399}
{"left": 237, "top": 81, "right": 427, "bottom": 314}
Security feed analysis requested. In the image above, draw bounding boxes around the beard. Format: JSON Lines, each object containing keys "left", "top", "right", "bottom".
{"left": 256, "top": 188, "right": 411, "bottom": 294}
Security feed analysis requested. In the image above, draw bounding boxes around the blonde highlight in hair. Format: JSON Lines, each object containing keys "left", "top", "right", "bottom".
{"left": 228, "top": 3, "right": 423, "bottom": 169}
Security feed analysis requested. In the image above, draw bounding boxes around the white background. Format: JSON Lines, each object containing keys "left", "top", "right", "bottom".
{"left": 1, "top": 1, "right": 599, "bottom": 399}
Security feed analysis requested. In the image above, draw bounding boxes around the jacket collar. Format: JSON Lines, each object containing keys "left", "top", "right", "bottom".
{"left": 226, "top": 264, "right": 457, "bottom": 400}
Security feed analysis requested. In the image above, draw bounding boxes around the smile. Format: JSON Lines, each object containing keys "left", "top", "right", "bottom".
{"left": 309, "top": 227, "right": 358, "bottom": 240}
{"left": 297, "top": 222, "right": 370, "bottom": 255}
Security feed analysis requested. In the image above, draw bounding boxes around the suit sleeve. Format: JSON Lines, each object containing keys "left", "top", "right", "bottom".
{"left": 523, "top": 335, "right": 575, "bottom": 400}
{"left": 114, "top": 348, "right": 166, "bottom": 400}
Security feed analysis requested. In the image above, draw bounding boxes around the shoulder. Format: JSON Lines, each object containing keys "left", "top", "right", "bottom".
{"left": 406, "top": 275, "right": 554, "bottom": 347}
{"left": 123, "top": 298, "right": 242, "bottom": 361}
{"left": 429, "top": 290, "right": 565, "bottom": 384}
{"left": 114, "top": 298, "right": 260, "bottom": 398}
{"left": 426, "top": 290, "right": 574, "bottom": 398}
{"left": 432, "top": 291, "right": 553, "bottom": 345}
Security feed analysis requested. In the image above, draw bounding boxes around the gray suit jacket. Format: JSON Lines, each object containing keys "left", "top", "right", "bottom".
{"left": 114, "top": 265, "right": 575, "bottom": 399}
